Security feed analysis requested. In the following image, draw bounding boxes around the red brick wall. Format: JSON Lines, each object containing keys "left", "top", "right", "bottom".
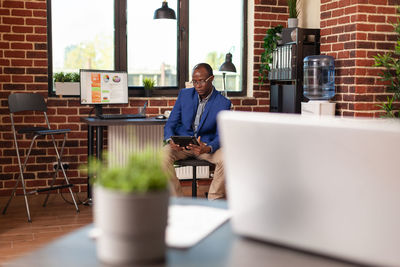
{"left": 320, "top": 0, "right": 399, "bottom": 117}
{"left": 253, "top": 0, "right": 289, "bottom": 111}
{"left": 1, "top": 0, "right": 52, "bottom": 195}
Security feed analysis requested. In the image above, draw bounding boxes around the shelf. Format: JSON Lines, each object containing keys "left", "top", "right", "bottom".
{"left": 269, "top": 28, "right": 320, "bottom": 114}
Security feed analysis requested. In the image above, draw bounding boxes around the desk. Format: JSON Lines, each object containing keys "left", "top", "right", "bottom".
{"left": 80, "top": 117, "right": 167, "bottom": 201}
{"left": 4, "top": 198, "right": 356, "bottom": 267}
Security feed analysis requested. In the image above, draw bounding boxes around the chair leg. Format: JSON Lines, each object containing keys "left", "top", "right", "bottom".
{"left": 49, "top": 135, "right": 80, "bottom": 213}
{"left": 20, "top": 137, "right": 38, "bottom": 222}
{"left": 21, "top": 176, "right": 32, "bottom": 223}
{"left": 42, "top": 163, "right": 59, "bottom": 207}
{"left": 2, "top": 173, "right": 32, "bottom": 222}
{"left": 192, "top": 166, "right": 197, "bottom": 198}
{"left": 2, "top": 135, "right": 35, "bottom": 222}
{"left": 43, "top": 135, "right": 64, "bottom": 207}
{"left": 2, "top": 173, "right": 20, "bottom": 215}
{"left": 19, "top": 139, "right": 36, "bottom": 222}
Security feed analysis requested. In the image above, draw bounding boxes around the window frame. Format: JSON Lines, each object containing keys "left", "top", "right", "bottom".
{"left": 47, "top": 0, "right": 247, "bottom": 97}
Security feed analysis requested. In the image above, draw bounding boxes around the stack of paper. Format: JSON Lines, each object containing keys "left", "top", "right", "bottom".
{"left": 166, "top": 205, "right": 231, "bottom": 248}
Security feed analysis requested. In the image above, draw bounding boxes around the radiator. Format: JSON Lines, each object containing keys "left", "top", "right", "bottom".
{"left": 175, "top": 166, "right": 210, "bottom": 180}
{"left": 108, "top": 125, "right": 164, "bottom": 166}
{"left": 107, "top": 124, "right": 210, "bottom": 179}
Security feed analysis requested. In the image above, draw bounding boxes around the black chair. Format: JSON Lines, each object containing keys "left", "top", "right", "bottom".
{"left": 175, "top": 158, "right": 215, "bottom": 197}
{"left": 2, "top": 93, "right": 79, "bottom": 222}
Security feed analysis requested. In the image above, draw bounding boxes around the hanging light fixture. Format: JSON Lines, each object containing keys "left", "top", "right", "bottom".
{"left": 219, "top": 52, "right": 237, "bottom": 97}
{"left": 154, "top": 0, "right": 176, "bottom": 20}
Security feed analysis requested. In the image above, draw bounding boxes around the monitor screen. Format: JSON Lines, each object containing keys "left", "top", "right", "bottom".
{"left": 80, "top": 69, "right": 128, "bottom": 105}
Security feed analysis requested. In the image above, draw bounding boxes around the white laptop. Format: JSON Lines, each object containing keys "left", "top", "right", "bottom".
{"left": 218, "top": 111, "right": 400, "bottom": 267}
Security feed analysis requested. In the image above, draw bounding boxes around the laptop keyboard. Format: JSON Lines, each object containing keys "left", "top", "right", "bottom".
{"left": 97, "top": 114, "right": 146, "bottom": 120}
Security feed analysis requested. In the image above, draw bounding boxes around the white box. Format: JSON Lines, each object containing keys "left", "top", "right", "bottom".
{"left": 55, "top": 82, "right": 80, "bottom": 96}
{"left": 301, "top": 101, "right": 336, "bottom": 116}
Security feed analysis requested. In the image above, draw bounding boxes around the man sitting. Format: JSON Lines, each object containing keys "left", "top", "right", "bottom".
{"left": 162, "top": 63, "right": 231, "bottom": 200}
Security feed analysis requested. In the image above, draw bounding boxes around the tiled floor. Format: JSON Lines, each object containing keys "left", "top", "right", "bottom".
{"left": 0, "top": 180, "right": 211, "bottom": 264}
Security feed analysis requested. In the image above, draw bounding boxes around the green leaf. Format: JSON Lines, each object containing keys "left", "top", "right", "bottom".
{"left": 258, "top": 25, "right": 283, "bottom": 83}
{"left": 143, "top": 77, "right": 156, "bottom": 90}
{"left": 54, "top": 72, "right": 80, "bottom": 82}
{"left": 84, "top": 148, "right": 168, "bottom": 193}
{"left": 373, "top": 9, "right": 400, "bottom": 118}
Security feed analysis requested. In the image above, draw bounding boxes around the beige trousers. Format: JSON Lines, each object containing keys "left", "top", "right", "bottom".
{"left": 161, "top": 145, "right": 226, "bottom": 200}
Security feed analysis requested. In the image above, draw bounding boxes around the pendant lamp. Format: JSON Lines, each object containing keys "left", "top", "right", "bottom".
{"left": 154, "top": 0, "right": 176, "bottom": 20}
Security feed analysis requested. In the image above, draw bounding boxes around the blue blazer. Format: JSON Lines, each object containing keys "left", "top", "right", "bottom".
{"left": 164, "top": 87, "right": 231, "bottom": 152}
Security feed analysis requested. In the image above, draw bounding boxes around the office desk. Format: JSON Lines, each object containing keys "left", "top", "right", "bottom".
{"left": 80, "top": 117, "right": 167, "bottom": 200}
{"left": 4, "top": 198, "right": 356, "bottom": 267}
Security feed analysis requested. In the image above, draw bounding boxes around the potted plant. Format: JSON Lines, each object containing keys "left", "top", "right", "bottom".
{"left": 259, "top": 24, "right": 283, "bottom": 83}
{"left": 54, "top": 72, "right": 80, "bottom": 96}
{"left": 288, "top": 0, "right": 300, "bottom": 28}
{"left": 374, "top": 8, "right": 400, "bottom": 118}
{"left": 143, "top": 77, "right": 156, "bottom": 97}
{"left": 87, "top": 148, "right": 169, "bottom": 265}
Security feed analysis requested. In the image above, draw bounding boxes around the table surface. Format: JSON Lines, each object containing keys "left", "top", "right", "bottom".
{"left": 4, "top": 198, "right": 357, "bottom": 267}
{"left": 80, "top": 116, "right": 167, "bottom": 126}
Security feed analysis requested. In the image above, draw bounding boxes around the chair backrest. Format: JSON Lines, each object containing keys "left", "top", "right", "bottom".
{"left": 8, "top": 93, "right": 47, "bottom": 113}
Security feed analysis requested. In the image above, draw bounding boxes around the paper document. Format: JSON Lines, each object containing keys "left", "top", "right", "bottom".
{"left": 166, "top": 205, "right": 231, "bottom": 248}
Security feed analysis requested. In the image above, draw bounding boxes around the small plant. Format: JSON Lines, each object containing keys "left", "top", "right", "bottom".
{"left": 86, "top": 148, "right": 168, "bottom": 193}
{"left": 288, "top": 0, "right": 300, "bottom": 19}
{"left": 259, "top": 25, "right": 283, "bottom": 83}
{"left": 90, "top": 147, "right": 169, "bottom": 264}
{"left": 54, "top": 72, "right": 80, "bottom": 82}
{"left": 373, "top": 7, "right": 400, "bottom": 118}
{"left": 377, "top": 96, "right": 398, "bottom": 118}
{"left": 143, "top": 77, "right": 156, "bottom": 90}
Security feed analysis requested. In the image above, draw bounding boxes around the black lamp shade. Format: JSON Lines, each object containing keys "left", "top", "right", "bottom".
{"left": 154, "top": 1, "right": 176, "bottom": 20}
{"left": 219, "top": 53, "right": 237, "bottom": 73}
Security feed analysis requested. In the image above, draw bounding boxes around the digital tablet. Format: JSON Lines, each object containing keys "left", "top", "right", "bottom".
{"left": 171, "top": 136, "right": 199, "bottom": 147}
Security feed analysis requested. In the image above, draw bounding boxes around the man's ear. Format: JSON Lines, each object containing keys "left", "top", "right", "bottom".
{"left": 209, "top": 75, "right": 215, "bottom": 82}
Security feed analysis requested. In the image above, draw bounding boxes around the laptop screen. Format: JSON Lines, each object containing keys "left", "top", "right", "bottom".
{"left": 218, "top": 111, "right": 400, "bottom": 266}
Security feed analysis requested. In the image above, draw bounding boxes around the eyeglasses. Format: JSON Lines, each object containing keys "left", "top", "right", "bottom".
{"left": 191, "top": 76, "right": 212, "bottom": 86}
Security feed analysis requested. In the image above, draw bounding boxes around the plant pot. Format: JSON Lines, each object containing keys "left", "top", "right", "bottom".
{"left": 55, "top": 82, "right": 80, "bottom": 96}
{"left": 94, "top": 186, "right": 169, "bottom": 265}
{"left": 144, "top": 89, "right": 152, "bottom": 97}
{"left": 288, "top": 18, "right": 298, "bottom": 28}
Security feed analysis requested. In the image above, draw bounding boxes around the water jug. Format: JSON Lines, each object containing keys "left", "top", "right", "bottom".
{"left": 303, "top": 55, "right": 335, "bottom": 100}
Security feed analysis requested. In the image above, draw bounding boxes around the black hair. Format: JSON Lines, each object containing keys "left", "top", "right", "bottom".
{"left": 192, "top": 63, "right": 213, "bottom": 77}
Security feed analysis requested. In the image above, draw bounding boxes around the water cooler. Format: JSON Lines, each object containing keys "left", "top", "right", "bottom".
{"left": 301, "top": 55, "right": 336, "bottom": 116}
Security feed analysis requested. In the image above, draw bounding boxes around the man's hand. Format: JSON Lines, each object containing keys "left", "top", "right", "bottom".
{"left": 187, "top": 136, "right": 211, "bottom": 156}
{"left": 169, "top": 139, "right": 184, "bottom": 152}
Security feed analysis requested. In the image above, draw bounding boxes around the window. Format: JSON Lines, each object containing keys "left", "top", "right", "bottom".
{"left": 48, "top": 0, "right": 247, "bottom": 96}
{"left": 189, "top": 0, "right": 243, "bottom": 93}
{"left": 49, "top": 0, "right": 114, "bottom": 75}
{"left": 127, "top": 1, "right": 177, "bottom": 88}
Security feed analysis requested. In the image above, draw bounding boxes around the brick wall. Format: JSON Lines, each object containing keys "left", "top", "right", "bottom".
{"left": 253, "top": 0, "right": 289, "bottom": 111}
{"left": 1, "top": 0, "right": 52, "bottom": 195}
{"left": 320, "top": 0, "right": 398, "bottom": 117}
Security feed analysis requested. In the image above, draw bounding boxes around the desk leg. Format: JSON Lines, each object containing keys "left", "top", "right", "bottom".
{"left": 84, "top": 125, "right": 95, "bottom": 206}
{"left": 96, "top": 126, "right": 103, "bottom": 160}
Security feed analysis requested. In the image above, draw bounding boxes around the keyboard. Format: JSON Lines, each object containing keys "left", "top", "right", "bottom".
{"left": 97, "top": 114, "right": 146, "bottom": 120}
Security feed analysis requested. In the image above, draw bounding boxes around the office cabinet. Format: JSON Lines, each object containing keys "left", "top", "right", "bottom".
{"left": 269, "top": 28, "right": 320, "bottom": 113}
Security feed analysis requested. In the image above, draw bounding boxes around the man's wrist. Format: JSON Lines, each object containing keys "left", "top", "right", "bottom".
{"left": 163, "top": 138, "right": 171, "bottom": 146}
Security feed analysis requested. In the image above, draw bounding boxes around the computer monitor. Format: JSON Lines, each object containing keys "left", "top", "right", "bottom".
{"left": 80, "top": 69, "right": 128, "bottom": 116}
